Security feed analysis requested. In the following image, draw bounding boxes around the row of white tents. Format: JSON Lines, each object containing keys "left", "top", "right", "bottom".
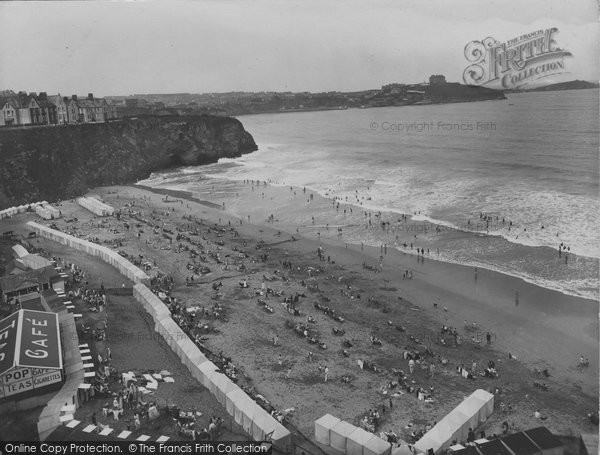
{"left": 76, "top": 196, "right": 114, "bottom": 216}
{"left": 0, "top": 201, "right": 46, "bottom": 220}
{"left": 35, "top": 203, "right": 61, "bottom": 220}
{"left": 413, "top": 389, "right": 495, "bottom": 454}
{"left": 26, "top": 221, "right": 149, "bottom": 284}
{"left": 26, "top": 221, "right": 291, "bottom": 449}
{"left": 132, "top": 283, "right": 292, "bottom": 450}
{"left": 315, "top": 414, "right": 392, "bottom": 455}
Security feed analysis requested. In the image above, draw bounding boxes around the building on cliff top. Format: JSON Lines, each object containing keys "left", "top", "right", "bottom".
{"left": 0, "top": 91, "right": 117, "bottom": 127}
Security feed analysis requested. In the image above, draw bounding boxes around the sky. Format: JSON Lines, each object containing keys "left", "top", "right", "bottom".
{"left": 0, "top": 0, "right": 598, "bottom": 96}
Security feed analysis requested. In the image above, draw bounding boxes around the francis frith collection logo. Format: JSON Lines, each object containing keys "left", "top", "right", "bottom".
{"left": 463, "top": 27, "right": 572, "bottom": 89}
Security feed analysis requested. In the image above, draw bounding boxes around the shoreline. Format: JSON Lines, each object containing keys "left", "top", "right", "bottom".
{"left": 120, "top": 182, "right": 598, "bottom": 394}
{"left": 139, "top": 173, "right": 599, "bottom": 302}
{"left": 133, "top": 184, "right": 223, "bottom": 210}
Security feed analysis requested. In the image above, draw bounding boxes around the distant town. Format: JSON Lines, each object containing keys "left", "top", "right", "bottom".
{"left": 1, "top": 76, "right": 597, "bottom": 126}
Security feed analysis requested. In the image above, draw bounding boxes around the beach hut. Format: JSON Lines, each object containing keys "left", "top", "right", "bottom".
{"left": 330, "top": 420, "right": 358, "bottom": 453}
{"left": 314, "top": 414, "right": 341, "bottom": 446}
{"left": 212, "top": 374, "right": 239, "bottom": 406}
{"left": 414, "top": 419, "right": 457, "bottom": 454}
{"left": 415, "top": 389, "right": 495, "bottom": 454}
{"left": 230, "top": 391, "right": 255, "bottom": 427}
{"left": 249, "top": 405, "right": 273, "bottom": 441}
{"left": 471, "top": 389, "right": 494, "bottom": 420}
{"left": 240, "top": 399, "right": 256, "bottom": 435}
{"left": 347, "top": 427, "right": 376, "bottom": 455}
{"left": 580, "top": 433, "right": 598, "bottom": 455}
{"left": 193, "top": 360, "right": 219, "bottom": 388}
{"left": 501, "top": 432, "right": 542, "bottom": 455}
{"left": 268, "top": 422, "right": 292, "bottom": 451}
{"left": 523, "top": 427, "right": 563, "bottom": 455}
{"left": 443, "top": 409, "right": 476, "bottom": 442}
{"left": 225, "top": 388, "right": 247, "bottom": 416}
{"left": 363, "top": 434, "right": 391, "bottom": 455}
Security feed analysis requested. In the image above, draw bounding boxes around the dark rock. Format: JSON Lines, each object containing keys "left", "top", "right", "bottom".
{"left": 0, "top": 115, "right": 257, "bottom": 208}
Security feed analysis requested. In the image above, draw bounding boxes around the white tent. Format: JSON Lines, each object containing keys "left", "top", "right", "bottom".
{"left": 414, "top": 389, "right": 495, "bottom": 454}
{"left": 471, "top": 389, "right": 494, "bottom": 420}
{"left": 414, "top": 419, "right": 455, "bottom": 454}
{"left": 226, "top": 388, "right": 247, "bottom": 416}
{"left": 347, "top": 427, "right": 376, "bottom": 455}
{"left": 330, "top": 420, "right": 357, "bottom": 452}
{"left": 231, "top": 391, "right": 255, "bottom": 427}
{"left": 314, "top": 414, "right": 341, "bottom": 445}
{"left": 363, "top": 434, "right": 392, "bottom": 455}
{"left": 443, "top": 408, "right": 477, "bottom": 442}
{"left": 192, "top": 360, "right": 219, "bottom": 388}
{"left": 210, "top": 372, "right": 239, "bottom": 406}
{"left": 250, "top": 406, "right": 274, "bottom": 441}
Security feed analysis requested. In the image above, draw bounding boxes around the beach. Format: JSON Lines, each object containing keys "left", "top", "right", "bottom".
{"left": 2, "top": 183, "right": 596, "bottom": 445}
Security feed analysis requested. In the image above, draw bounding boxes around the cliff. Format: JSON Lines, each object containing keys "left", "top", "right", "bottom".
{"left": 0, "top": 115, "right": 257, "bottom": 208}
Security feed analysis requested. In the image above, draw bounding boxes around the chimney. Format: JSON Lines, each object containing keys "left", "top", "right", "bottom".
{"left": 72, "top": 95, "right": 78, "bottom": 101}
{"left": 88, "top": 93, "right": 94, "bottom": 100}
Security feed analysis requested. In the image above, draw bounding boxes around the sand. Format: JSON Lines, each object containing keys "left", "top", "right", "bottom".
{"left": 1, "top": 182, "right": 597, "bottom": 447}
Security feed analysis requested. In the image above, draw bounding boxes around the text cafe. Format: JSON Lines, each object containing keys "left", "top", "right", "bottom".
{"left": 0, "top": 309, "right": 63, "bottom": 400}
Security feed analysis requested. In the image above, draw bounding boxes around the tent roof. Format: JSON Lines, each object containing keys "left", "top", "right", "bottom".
{"left": 214, "top": 374, "right": 239, "bottom": 395}
{"left": 348, "top": 427, "right": 375, "bottom": 446}
{"left": 12, "top": 244, "right": 29, "bottom": 258}
{"left": 363, "top": 434, "right": 391, "bottom": 454}
{"left": 0, "top": 309, "right": 62, "bottom": 376}
{"left": 415, "top": 418, "right": 455, "bottom": 451}
{"left": 226, "top": 388, "right": 246, "bottom": 403}
{"left": 580, "top": 433, "right": 598, "bottom": 455}
{"left": 0, "top": 265, "right": 60, "bottom": 293}
{"left": 501, "top": 432, "right": 541, "bottom": 455}
{"left": 472, "top": 389, "right": 494, "bottom": 401}
{"left": 523, "top": 427, "right": 562, "bottom": 450}
{"left": 331, "top": 420, "right": 357, "bottom": 438}
{"left": 477, "top": 439, "right": 513, "bottom": 455}
{"left": 315, "top": 414, "right": 342, "bottom": 430}
{"left": 452, "top": 445, "right": 481, "bottom": 455}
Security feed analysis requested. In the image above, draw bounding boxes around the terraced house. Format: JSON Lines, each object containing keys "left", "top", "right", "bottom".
{"left": 0, "top": 91, "right": 117, "bottom": 126}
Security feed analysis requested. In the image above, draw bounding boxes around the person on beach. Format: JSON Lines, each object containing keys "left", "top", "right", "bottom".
{"left": 324, "top": 366, "right": 329, "bottom": 382}
{"left": 467, "top": 428, "right": 475, "bottom": 443}
{"left": 409, "top": 358, "right": 415, "bottom": 374}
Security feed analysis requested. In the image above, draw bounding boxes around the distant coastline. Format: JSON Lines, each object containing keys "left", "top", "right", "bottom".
{"left": 505, "top": 79, "right": 599, "bottom": 93}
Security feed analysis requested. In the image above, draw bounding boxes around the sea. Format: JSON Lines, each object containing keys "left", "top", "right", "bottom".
{"left": 139, "top": 89, "right": 600, "bottom": 301}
